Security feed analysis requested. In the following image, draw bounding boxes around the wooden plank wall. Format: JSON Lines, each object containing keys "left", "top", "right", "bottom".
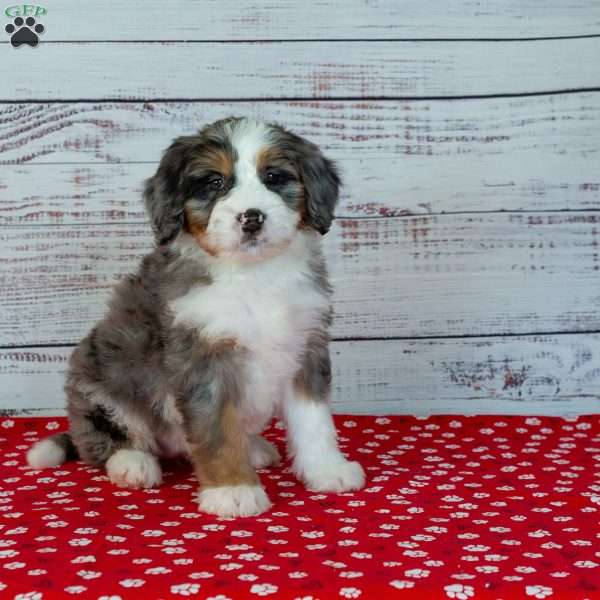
{"left": 1, "top": 1, "right": 600, "bottom": 415}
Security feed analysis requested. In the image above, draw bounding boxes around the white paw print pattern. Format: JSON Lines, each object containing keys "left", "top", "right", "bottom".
{"left": 444, "top": 583, "right": 475, "bottom": 599}
{"left": 526, "top": 585, "right": 554, "bottom": 598}
{"left": 0, "top": 415, "right": 598, "bottom": 598}
{"left": 250, "top": 583, "right": 278, "bottom": 595}
{"left": 170, "top": 582, "right": 201, "bottom": 595}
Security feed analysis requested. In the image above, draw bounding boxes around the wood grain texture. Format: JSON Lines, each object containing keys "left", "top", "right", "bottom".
{"left": 2, "top": 1, "right": 599, "bottom": 41}
{"left": 1, "top": 94, "right": 599, "bottom": 222}
{"left": 2, "top": 334, "right": 599, "bottom": 416}
{"left": 1, "top": 5, "right": 599, "bottom": 416}
{"left": 2, "top": 213, "right": 599, "bottom": 346}
{"left": 1, "top": 39, "right": 599, "bottom": 101}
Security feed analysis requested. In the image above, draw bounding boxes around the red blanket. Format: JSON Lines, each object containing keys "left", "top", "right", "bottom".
{"left": 0, "top": 415, "right": 599, "bottom": 599}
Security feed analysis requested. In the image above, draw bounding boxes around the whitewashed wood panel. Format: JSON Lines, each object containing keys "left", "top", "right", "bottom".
{"left": 1, "top": 94, "right": 599, "bottom": 222}
{"left": 2, "top": 39, "right": 599, "bottom": 101}
{"left": 2, "top": 334, "right": 599, "bottom": 416}
{"left": 1, "top": 213, "right": 599, "bottom": 345}
{"left": 2, "top": 1, "right": 599, "bottom": 41}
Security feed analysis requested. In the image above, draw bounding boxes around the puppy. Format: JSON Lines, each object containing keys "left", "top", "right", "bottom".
{"left": 26, "top": 117, "right": 365, "bottom": 517}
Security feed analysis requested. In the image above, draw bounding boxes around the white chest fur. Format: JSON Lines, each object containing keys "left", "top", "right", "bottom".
{"left": 169, "top": 238, "right": 329, "bottom": 432}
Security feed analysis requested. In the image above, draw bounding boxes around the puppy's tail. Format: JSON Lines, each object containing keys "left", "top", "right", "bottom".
{"left": 26, "top": 432, "right": 79, "bottom": 469}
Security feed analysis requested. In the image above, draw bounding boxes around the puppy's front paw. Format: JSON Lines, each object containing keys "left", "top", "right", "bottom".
{"left": 300, "top": 457, "right": 365, "bottom": 493}
{"left": 197, "top": 484, "right": 271, "bottom": 517}
{"left": 106, "top": 449, "right": 162, "bottom": 489}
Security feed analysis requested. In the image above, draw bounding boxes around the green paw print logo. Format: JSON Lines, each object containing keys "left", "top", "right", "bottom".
{"left": 4, "top": 4, "right": 46, "bottom": 48}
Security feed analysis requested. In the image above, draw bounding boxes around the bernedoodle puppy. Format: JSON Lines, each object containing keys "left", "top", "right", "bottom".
{"left": 27, "top": 117, "right": 365, "bottom": 517}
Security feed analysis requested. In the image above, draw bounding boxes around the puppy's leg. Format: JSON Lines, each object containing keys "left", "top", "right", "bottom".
{"left": 284, "top": 394, "right": 365, "bottom": 492}
{"left": 284, "top": 341, "right": 365, "bottom": 493}
{"left": 186, "top": 401, "right": 271, "bottom": 518}
{"left": 66, "top": 383, "right": 162, "bottom": 489}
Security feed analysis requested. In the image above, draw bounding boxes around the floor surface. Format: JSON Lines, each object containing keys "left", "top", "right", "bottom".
{"left": 0, "top": 414, "right": 599, "bottom": 599}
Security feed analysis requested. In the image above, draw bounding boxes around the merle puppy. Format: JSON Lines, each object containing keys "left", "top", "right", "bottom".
{"left": 27, "top": 117, "right": 365, "bottom": 517}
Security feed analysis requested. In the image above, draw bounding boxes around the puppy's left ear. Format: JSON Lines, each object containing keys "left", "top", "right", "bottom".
{"left": 298, "top": 143, "right": 340, "bottom": 235}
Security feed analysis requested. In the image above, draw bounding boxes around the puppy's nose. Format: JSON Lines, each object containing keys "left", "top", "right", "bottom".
{"left": 237, "top": 208, "right": 266, "bottom": 233}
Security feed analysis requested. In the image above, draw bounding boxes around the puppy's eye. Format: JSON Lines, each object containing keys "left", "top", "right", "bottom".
{"left": 265, "top": 171, "right": 280, "bottom": 185}
{"left": 265, "top": 169, "right": 292, "bottom": 186}
{"left": 208, "top": 175, "right": 224, "bottom": 191}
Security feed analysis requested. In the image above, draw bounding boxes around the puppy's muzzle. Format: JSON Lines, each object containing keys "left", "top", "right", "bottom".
{"left": 237, "top": 209, "right": 266, "bottom": 234}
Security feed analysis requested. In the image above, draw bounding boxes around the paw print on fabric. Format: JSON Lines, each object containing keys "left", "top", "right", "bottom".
{"left": 444, "top": 584, "right": 475, "bottom": 599}
{"left": 170, "top": 582, "right": 201, "bottom": 596}
{"left": 390, "top": 580, "right": 415, "bottom": 590}
{"left": 1, "top": 414, "right": 600, "bottom": 599}
{"left": 526, "top": 585, "right": 553, "bottom": 599}
{"left": 339, "top": 588, "right": 362, "bottom": 598}
{"left": 250, "top": 583, "right": 278, "bottom": 596}
{"left": 5, "top": 16, "right": 45, "bottom": 48}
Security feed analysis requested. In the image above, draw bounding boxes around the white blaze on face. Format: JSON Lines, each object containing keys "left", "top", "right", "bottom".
{"left": 205, "top": 119, "right": 300, "bottom": 261}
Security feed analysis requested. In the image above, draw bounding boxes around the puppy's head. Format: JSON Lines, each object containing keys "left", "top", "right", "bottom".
{"left": 143, "top": 117, "right": 340, "bottom": 261}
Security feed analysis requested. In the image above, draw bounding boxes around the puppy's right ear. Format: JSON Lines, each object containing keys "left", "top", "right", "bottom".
{"left": 143, "top": 136, "right": 195, "bottom": 245}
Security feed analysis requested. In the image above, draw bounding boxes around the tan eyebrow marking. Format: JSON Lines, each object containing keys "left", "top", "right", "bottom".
{"left": 256, "top": 146, "right": 297, "bottom": 176}
{"left": 188, "top": 146, "right": 234, "bottom": 179}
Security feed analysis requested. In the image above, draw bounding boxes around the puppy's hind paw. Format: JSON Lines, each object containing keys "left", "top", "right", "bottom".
{"left": 106, "top": 449, "right": 162, "bottom": 489}
{"left": 197, "top": 484, "right": 271, "bottom": 518}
